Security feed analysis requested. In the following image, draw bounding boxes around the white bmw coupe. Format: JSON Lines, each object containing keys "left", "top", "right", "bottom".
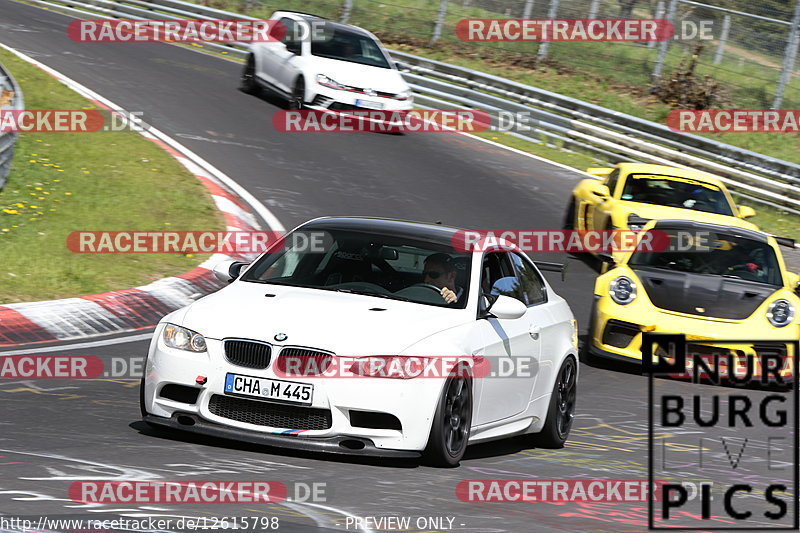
{"left": 141, "top": 218, "right": 578, "bottom": 466}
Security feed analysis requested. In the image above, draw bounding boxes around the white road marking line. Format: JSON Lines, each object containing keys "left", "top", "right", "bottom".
{"left": 0, "top": 332, "right": 154, "bottom": 355}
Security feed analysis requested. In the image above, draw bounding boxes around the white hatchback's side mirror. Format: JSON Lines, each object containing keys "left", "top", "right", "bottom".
{"left": 212, "top": 260, "right": 249, "bottom": 283}
{"left": 489, "top": 295, "right": 527, "bottom": 320}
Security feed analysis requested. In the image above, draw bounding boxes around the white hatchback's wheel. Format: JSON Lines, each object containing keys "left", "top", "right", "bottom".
{"left": 240, "top": 55, "right": 259, "bottom": 95}
{"left": 288, "top": 77, "right": 305, "bottom": 110}
{"left": 424, "top": 369, "right": 472, "bottom": 467}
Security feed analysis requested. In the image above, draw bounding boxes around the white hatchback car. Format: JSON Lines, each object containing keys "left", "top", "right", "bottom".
{"left": 141, "top": 218, "right": 578, "bottom": 466}
{"left": 241, "top": 12, "right": 413, "bottom": 111}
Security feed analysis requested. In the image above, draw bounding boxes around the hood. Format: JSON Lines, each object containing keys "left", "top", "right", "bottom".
{"left": 312, "top": 57, "right": 408, "bottom": 93}
{"left": 633, "top": 267, "right": 778, "bottom": 320}
{"left": 181, "top": 282, "right": 470, "bottom": 355}
{"left": 620, "top": 202, "right": 757, "bottom": 230}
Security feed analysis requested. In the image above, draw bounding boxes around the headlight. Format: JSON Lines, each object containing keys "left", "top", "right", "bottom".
{"left": 766, "top": 299, "right": 795, "bottom": 328}
{"left": 627, "top": 214, "right": 650, "bottom": 233}
{"left": 163, "top": 323, "right": 207, "bottom": 352}
{"left": 316, "top": 74, "right": 346, "bottom": 90}
{"left": 609, "top": 276, "right": 637, "bottom": 305}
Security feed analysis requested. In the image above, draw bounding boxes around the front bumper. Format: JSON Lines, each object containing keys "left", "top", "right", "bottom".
{"left": 590, "top": 296, "right": 796, "bottom": 376}
{"left": 311, "top": 84, "right": 413, "bottom": 111}
{"left": 144, "top": 413, "right": 420, "bottom": 458}
{"left": 143, "top": 326, "right": 444, "bottom": 453}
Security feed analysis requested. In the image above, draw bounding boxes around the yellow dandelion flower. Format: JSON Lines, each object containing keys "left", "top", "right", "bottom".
{"left": 65, "top": 192, "right": 73, "bottom": 195}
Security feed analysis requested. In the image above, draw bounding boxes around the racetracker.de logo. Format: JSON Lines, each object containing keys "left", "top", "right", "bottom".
{"left": 668, "top": 110, "right": 800, "bottom": 133}
{"left": 68, "top": 481, "right": 287, "bottom": 504}
{"left": 68, "top": 19, "right": 281, "bottom": 43}
{"left": 273, "top": 110, "right": 490, "bottom": 133}
{"left": 451, "top": 229, "right": 669, "bottom": 253}
{"left": 0, "top": 110, "right": 143, "bottom": 133}
{"left": 0, "top": 356, "right": 104, "bottom": 379}
{"left": 456, "top": 480, "right": 664, "bottom": 502}
{"left": 67, "top": 230, "right": 332, "bottom": 254}
{"left": 456, "top": 19, "right": 673, "bottom": 41}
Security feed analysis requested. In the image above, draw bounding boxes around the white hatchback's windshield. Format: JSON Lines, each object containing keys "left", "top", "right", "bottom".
{"left": 310, "top": 25, "right": 391, "bottom": 69}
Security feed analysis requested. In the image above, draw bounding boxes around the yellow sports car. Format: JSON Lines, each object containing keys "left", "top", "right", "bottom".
{"left": 565, "top": 162, "right": 758, "bottom": 235}
{"left": 587, "top": 220, "right": 799, "bottom": 378}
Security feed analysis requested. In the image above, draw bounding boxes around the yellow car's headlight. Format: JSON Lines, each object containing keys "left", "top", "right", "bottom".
{"left": 163, "top": 323, "right": 207, "bottom": 352}
{"left": 609, "top": 276, "right": 637, "bottom": 305}
{"left": 766, "top": 299, "right": 794, "bottom": 328}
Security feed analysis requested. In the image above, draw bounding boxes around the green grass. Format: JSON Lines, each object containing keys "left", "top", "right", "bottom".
{"left": 0, "top": 47, "right": 224, "bottom": 304}
{"left": 734, "top": 196, "right": 800, "bottom": 242}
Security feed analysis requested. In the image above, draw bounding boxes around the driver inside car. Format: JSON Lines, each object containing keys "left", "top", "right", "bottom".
{"left": 423, "top": 253, "right": 463, "bottom": 304}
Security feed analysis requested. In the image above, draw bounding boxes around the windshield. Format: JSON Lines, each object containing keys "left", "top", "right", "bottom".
{"left": 310, "top": 26, "right": 391, "bottom": 68}
{"left": 621, "top": 174, "right": 734, "bottom": 216}
{"left": 630, "top": 229, "right": 782, "bottom": 285}
{"left": 241, "top": 229, "right": 471, "bottom": 308}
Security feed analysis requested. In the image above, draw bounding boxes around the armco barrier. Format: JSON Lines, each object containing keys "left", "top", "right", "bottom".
{"left": 14, "top": 0, "right": 800, "bottom": 213}
{"left": 0, "top": 60, "right": 23, "bottom": 189}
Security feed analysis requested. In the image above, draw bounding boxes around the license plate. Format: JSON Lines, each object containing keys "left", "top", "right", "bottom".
{"left": 355, "top": 99, "right": 384, "bottom": 110}
{"left": 224, "top": 373, "right": 313, "bottom": 405}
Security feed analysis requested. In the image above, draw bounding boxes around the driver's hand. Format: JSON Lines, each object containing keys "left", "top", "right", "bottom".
{"left": 441, "top": 287, "right": 457, "bottom": 304}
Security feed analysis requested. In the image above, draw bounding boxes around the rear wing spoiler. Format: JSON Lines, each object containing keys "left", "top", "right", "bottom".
{"left": 533, "top": 261, "right": 568, "bottom": 282}
{"left": 774, "top": 236, "right": 797, "bottom": 249}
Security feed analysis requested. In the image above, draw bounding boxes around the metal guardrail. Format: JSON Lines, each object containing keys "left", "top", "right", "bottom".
{"left": 0, "top": 61, "right": 23, "bottom": 190}
{"left": 18, "top": 0, "right": 800, "bottom": 214}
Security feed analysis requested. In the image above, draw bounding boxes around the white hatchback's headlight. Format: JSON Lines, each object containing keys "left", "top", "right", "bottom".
{"left": 609, "top": 276, "right": 637, "bottom": 305}
{"left": 766, "top": 299, "right": 795, "bottom": 328}
{"left": 163, "top": 323, "right": 207, "bottom": 352}
{"left": 316, "top": 74, "right": 346, "bottom": 89}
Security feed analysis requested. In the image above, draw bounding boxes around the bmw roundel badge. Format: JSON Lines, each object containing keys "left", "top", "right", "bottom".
{"left": 274, "top": 333, "right": 288, "bottom": 342}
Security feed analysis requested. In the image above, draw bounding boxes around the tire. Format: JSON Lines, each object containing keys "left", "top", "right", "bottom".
{"left": 530, "top": 356, "right": 577, "bottom": 448}
{"left": 139, "top": 376, "right": 148, "bottom": 417}
{"left": 423, "top": 370, "right": 473, "bottom": 467}
{"left": 240, "top": 55, "right": 259, "bottom": 95}
{"left": 563, "top": 198, "right": 576, "bottom": 230}
{"left": 582, "top": 299, "right": 602, "bottom": 365}
{"left": 288, "top": 77, "right": 305, "bottom": 110}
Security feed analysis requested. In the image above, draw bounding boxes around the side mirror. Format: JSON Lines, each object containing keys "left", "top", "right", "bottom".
{"left": 212, "top": 260, "right": 249, "bottom": 283}
{"left": 586, "top": 167, "right": 614, "bottom": 177}
{"left": 395, "top": 61, "right": 410, "bottom": 71}
{"left": 590, "top": 183, "right": 611, "bottom": 199}
{"left": 488, "top": 295, "right": 527, "bottom": 320}
{"left": 738, "top": 205, "right": 756, "bottom": 219}
{"left": 286, "top": 41, "right": 301, "bottom": 55}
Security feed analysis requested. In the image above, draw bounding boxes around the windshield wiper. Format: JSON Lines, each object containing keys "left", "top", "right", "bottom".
{"left": 244, "top": 279, "right": 302, "bottom": 287}
{"left": 335, "top": 288, "right": 409, "bottom": 302}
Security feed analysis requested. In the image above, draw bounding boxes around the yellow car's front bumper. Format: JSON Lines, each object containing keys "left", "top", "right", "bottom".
{"left": 589, "top": 295, "right": 797, "bottom": 378}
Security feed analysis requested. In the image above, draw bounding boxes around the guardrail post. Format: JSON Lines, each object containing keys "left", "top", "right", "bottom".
{"left": 537, "top": 0, "right": 559, "bottom": 61}
{"left": 651, "top": 0, "right": 678, "bottom": 82}
{"left": 340, "top": 0, "right": 352, "bottom": 24}
{"left": 773, "top": 0, "right": 800, "bottom": 109}
{"left": 648, "top": 1, "right": 665, "bottom": 49}
{"left": 431, "top": 0, "right": 448, "bottom": 42}
{"left": 712, "top": 14, "right": 731, "bottom": 64}
{"left": 587, "top": 0, "right": 600, "bottom": 19}
{"left": 522, "top": 0, "right": 534, "bottom": 20}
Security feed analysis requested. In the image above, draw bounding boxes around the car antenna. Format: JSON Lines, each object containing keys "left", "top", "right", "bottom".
{"left": 435, "top": 220, "right": 442, "bottom": 225}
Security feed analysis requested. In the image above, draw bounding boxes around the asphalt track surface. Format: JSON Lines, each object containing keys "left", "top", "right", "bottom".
{"left": 0, "top": 2, "right": 797, "bottom": 532}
